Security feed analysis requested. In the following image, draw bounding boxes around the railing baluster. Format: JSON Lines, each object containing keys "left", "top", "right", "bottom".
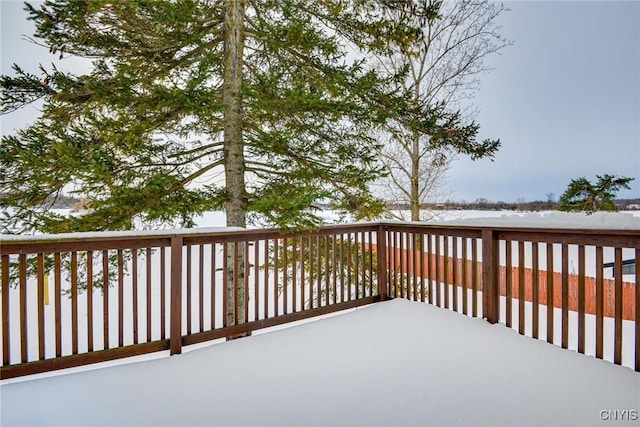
{"left": 518, "top": 241, "right": 525, "bottom": 335}
{"left": 19, "top": 254, "right": 27, "bottom": 362}
{"left": 186, "top": 245, "right": 192, "bottom": 335}
{"left": 408, "top": 232, "right": 412, "bottom": 300}
{"left": 635, "top": 248, "right": 639, "bottom": 372}
{"left": 354, "top": 233, "right": 360, "bottom": 300}
{"left": 411, "top": 233, "right": 416, "bottom": 301}
{"left": 2, "top": 255, "right": 10, "bottom": 365}
{"left": 264, "top": 240, "right": 270, "bottom": 317}
{"left": 443, "top": 235, "right": 449, "bottom": 309}
{"left": 532, "top": 242, "right": 539, "bottom": 339}
{"left": 117, "top": 250, "right": 123, "bottom": 348}
{"left": 325, "top": 235, "right": 331, "bottom": 306}
{"left": 595, "top": 246, "right": 604, "bottom": 360}
{"left": 274, "top": 239, "right": 279, "bottom": 317}
{"left": 131, "top": 250, "right": 137, "bottom": 345}
{"left": 472, "top": 238, "right": 478, "bottom": 317}
{"left": 88, "top": 251, "right": 94, "bottom": 351}
{"left": 37, "top": 254, "right": 45, "bottom": 360}
{"left": 614, "top": 247, "right": 623, "bottom": 365}
{"left": 368, "top": 231, "right": 373, "bottom": 298}
{"left": 199, "top": 244, "right": 204, "bottom": 333}
{"left": 561, "top": 243, "right": 569, "bottom": 349}
{"left": 420, "top": 233, "right": 425, "bottom": 303}
{"left": 386, "top": 231, "right": 391, "bottom": 300}
{"left": 406, "top": 232, "right": 416, "bottom": 301}
{"left": 255, "top": 240, "right": 260, "bottom": 320}
{"left": 332, "top": 235, "right": 337, "bottom": 302}
{"left": 391, "top": 231, "right": 396, "bottom": 298}
{"left": 385, "top": 231, "right": 391, "bottom": 298}
{"left": 244, "top": 242, "right": 250, "bottom": 323}
{"left": 72, "top": 251, "right": 79, "bottom": 354}
{"left": 435, "top": 235, "right": 441, "bottom": 307}
{"left": 55, "top": 253, "right": 62, "bottom": 356}
{"left": 283, "top": 238, "right": 288, "bottom": 314}
{"left": 382, "top": 231, "right": 394, "bottom": 298}
{"left": 346, "top": 234, "right": 351, "bottom": 302}
{"left": 578, "top": 245, "right": 586, "bottom": 354}
{"left": 506, "top": 240, "right": 512, "bottom": 328}
{"left": 360, "top": 232, "right": 367, "bottom": 303}
{"left": 428, "top": 234, "right": 433, "bottom": 305}
{"left": 160, "top": 246, "right": 166, "bottom": 340}
{"left": 233, "top": 242, "right": 239, "bottom": 326}
{"left": 212, "top": 243, "right": 217, "bottom": 328}
{"left": 301, "top": 238, "right": 306, "bottom": 310}
{"left": 396, "top": 231, "right": 400, "bottom": 298}
{"left": 401, "top": 232, "right": 407, "bottom": 300}
{"left": 339, "top": 234, "right": 345, "bottom": 303}
{"left": 222, "top": 243, "right": 228, "bottom": 327}
{"left": 462, "top": 238, "right": 468, "bottom": 314}
{"left": 452, "top": 236, "right": 458, "bottom": 312}
{"left": 309, "top": 236, "right": 315, "bottom": 307}
{"left": 316, "top": 235, "right": 322, "bottom": 308}
{"left": 146, "top": 248, "right": 152, "bottom": 341}
{"left": 546, "top": 243, "right": 554, "bottom": 344}
{"left": 410, "top": 232, "right": 415, "bottom": 301}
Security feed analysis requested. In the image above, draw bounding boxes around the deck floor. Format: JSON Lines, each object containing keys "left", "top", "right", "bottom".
{"left": 2, "top": 299, "right": 639, "bottom": 426}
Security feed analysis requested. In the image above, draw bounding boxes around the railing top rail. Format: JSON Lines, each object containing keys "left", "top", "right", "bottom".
{"left": 0, "top": 222, "right": 382, "bottom": 247}
{"left": 1, "top": 219, "right": 638, "bottom": 250}
{"left": 380, "top": 220, "right": 640, "bottom": 235}
{"left": 0, "top": 227, "right": 244, "bottom": 245}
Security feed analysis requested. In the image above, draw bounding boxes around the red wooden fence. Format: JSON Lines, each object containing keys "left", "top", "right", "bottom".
{"left": 384, "top": 249, "right": 636, "bottom": 321}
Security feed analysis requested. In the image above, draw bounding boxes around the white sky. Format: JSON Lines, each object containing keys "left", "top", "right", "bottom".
{"left": 1, "top": 0, "right": 639, "bottom": 203}
{"left": 448, "top": 0, "right": 640, "bottom": 203}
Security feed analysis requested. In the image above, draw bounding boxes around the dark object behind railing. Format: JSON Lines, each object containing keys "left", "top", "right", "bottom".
{"left": 1, "top": 222, "right": 638, "bottom": 379}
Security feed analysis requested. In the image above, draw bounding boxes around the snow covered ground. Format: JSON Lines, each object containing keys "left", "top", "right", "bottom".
{"left": 2, "top": 299, "right": 638, "bottom": 427}
{"left": 438, "top": 209, "right": 640, "bottom": 230}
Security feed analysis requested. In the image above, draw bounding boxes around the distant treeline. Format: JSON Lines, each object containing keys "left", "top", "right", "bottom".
{"left": 0, "top": 193, "right": 81, "bottom": 209}
{"left": 2, "top": 193, "right": 639, "bottom": 212}
{"left": 385, "top": 198, "right": 640, "bottom": 212}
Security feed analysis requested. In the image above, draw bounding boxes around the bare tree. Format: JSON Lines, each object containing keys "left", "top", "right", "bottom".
{"left": 377, "top": 134, "right": 451, "bottom": 221}
{"left": 377, "top": 0, "right": 510, "bottom": 221}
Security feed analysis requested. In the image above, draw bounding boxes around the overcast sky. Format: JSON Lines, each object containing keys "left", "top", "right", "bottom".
{"left": 447, "top": 0, "right": 639, "bottom": 203}
{"left": 1, "top": 0, "right": 639, "bottom": 203}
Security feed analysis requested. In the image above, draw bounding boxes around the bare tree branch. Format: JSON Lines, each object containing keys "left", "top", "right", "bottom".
{"left": 374, "top": 0, "right": 510, "bottom": 221}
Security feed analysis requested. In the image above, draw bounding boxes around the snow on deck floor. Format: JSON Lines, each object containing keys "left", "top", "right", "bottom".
{"left": 2, "top": 299, "right": 639, "bottom": 427}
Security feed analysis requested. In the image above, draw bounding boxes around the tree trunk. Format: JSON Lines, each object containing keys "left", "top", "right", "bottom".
{"left": 410, "top": 131, "right": 420, "bottom": 222}
{"left": 222, "top": 0, "right": 248, "bottom": 338}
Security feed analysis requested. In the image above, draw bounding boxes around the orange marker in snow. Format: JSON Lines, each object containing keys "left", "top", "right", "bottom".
{"left": 44, "top": 274, "right": 50, "bottom": 305}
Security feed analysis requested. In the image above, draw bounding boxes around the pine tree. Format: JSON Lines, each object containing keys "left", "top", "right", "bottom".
{"left": 1, "top": 0, "right": 420, "bottom": 234}
{"left": 557, "top": 175, "right": 634, "bottom": 214}
{"left": 1, "top": 0, "right": 501, "bottom": 331}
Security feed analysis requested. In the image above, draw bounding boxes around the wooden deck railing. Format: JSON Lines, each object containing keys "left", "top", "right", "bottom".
{"left": 1, "top": 222, "right": 638, "bottom": 379}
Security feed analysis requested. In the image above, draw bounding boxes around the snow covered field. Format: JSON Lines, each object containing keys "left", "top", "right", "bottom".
{"left": 2, "top": 299, "right": 638, "bottom": 427}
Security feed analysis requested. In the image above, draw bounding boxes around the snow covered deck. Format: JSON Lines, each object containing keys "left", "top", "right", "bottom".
{"left": 2, "top": 299, "right": 638, "bottom": 427}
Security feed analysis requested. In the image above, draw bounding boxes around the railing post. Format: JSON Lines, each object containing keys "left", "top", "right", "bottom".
{"left": 482, "top": 229, "right": 499, "bottom": 323}
{"left": 170, "top": 236, "right": 183, "bottom": 355}
{"left": 376, "top": 224, "right": 388, "bottom": 300}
